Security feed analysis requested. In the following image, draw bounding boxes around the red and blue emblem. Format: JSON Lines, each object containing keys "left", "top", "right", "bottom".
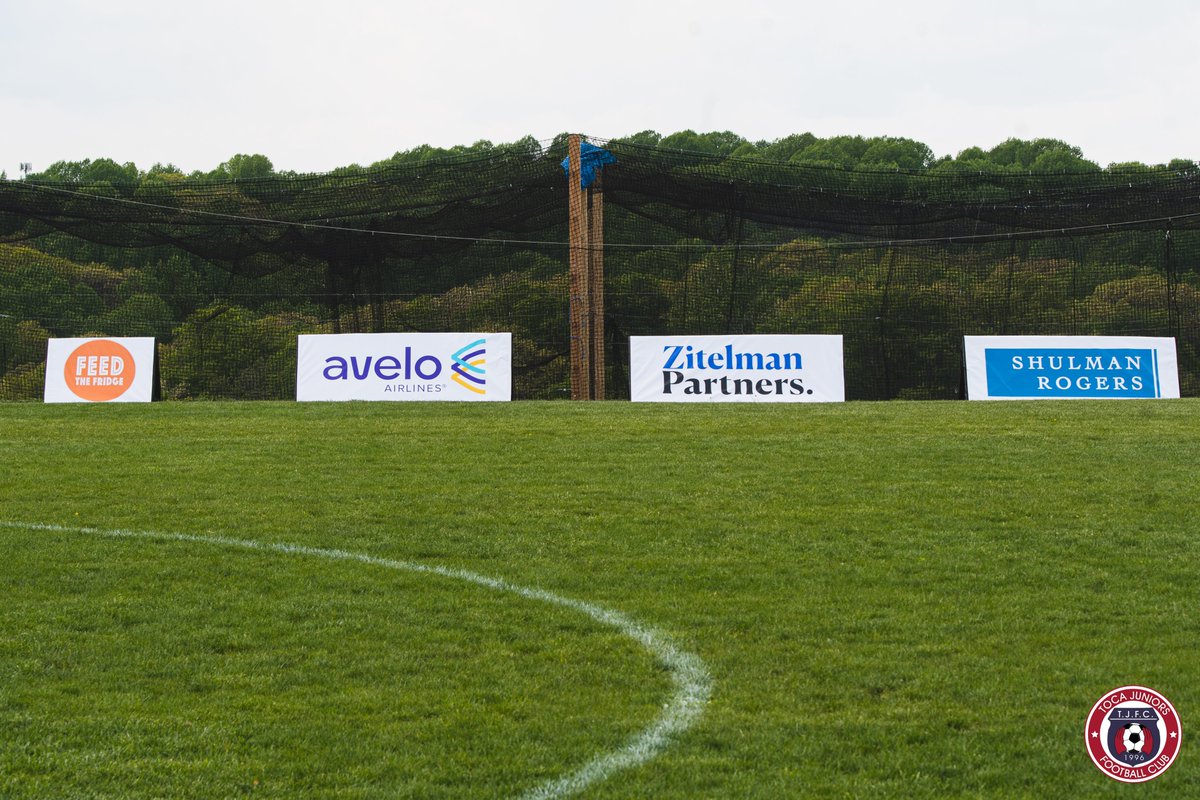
{"left": 1086, "top": 685, "right": 1181, "bottom": 783}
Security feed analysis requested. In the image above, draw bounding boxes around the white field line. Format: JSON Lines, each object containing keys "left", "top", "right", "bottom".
{"left": 1, "top": 520, "right": 713, "bottom": 799}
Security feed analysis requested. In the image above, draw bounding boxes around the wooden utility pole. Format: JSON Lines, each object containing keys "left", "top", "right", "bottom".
{"left": 567, "top": 134, "right": 606, "bottom": 400}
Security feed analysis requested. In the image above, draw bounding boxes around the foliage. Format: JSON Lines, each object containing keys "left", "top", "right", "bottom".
{"left": 1, "top": 131, "right": 1197, "bottom": 399}
{"left": 161, "top": 304, "right": 316, "bottom": 400}
{"left": 0, "top": 320, "right": 51, "bottom": 399}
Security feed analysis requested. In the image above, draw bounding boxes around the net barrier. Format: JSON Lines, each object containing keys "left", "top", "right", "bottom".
{"left": 1, "top": 134, "right": 1196, "bottom": 400}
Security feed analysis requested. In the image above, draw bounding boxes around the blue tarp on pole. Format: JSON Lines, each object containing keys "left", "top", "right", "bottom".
{"left": 561, "top": 141, "right": 616, "bottom": 189}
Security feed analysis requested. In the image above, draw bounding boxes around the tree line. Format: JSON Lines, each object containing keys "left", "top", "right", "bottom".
{"left": 1, "top": 131, "right": 1196, "bottom": 400}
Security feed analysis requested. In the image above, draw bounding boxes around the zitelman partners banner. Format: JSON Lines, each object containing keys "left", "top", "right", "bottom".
{"left": 44, "top": 337, "right": 157, "bottom": 403}
{"left": 964, "top": 336, "right": 1180, "bottom": 400}
{"left": 630, "top": 335, "right": 845, "bottom": 402}
{"left": 297, "top": 333, "right": 512, "bottom": 401}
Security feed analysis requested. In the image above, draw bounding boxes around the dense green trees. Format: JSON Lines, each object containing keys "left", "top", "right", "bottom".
{"left": 615, "top": 131, "right": 1111, "bottom": 173}
{"left": 25, "top": 129, "right": 1183, "bottom": 188}
{"left": 1, "top": 131, "right": 1196, "bottom": 400}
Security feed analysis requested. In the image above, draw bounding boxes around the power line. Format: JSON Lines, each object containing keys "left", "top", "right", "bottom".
{"left": 13, "top": 180, "right": 1200, "bottom": 252}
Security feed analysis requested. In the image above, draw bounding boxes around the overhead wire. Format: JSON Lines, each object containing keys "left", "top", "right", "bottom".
{"left": 13, "top": 179, "right": 1200, "bottom": 252}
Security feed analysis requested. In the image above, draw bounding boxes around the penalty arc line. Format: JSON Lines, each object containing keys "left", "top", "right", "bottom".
{"left": 0, "top": 520, "right": 713, "bottom": 800}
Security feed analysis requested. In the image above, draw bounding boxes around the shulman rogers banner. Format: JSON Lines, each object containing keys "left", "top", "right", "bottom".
{"left": 297, "top": 332, "right": 512, "bottom": 401}
{"left": 630, "top": 335, "right": 845, "bottom": 402}
{"left": 44, "top": 337, "right": 156, "bottom": 403}
{"left": 964, "top": 335, "right": 1180, "bottom": 400}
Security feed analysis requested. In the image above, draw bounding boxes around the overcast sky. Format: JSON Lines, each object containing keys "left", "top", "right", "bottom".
{"left": 2, "top": 0, "right": 1197, "bottom": 177}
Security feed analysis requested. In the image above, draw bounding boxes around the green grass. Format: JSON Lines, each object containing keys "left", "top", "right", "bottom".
{"left": 2, "top": 399, "right": 1198, "bottom": 798}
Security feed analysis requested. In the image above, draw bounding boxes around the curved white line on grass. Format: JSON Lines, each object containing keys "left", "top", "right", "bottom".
{"left": 1, "top": 521, "right": 712, "bottom": 799}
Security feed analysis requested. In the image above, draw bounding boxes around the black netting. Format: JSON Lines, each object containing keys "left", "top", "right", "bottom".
{"left": 1, "top": 134, "right": 1197, "bottom": 400}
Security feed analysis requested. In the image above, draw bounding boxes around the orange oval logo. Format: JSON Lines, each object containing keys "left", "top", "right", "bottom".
{"left": 64, "top": 339, "right": 136, "bottom": 402}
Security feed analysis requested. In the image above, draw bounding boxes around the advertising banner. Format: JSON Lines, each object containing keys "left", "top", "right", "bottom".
{"left": 44, "top": 337, "right": 157, "bottom": 403}
{"left": 297, "top": 332, "right": 511, "bottom": 401}
{"left": 964, "top": 335, "right": 1179, "bottom": 400}
{"left": 630, "top": 335, "right": 845, "bottom": 402}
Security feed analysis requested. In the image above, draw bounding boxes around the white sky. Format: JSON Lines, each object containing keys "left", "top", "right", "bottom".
{"left": 2, "top": 0, "right": 1197, "bottom": 177}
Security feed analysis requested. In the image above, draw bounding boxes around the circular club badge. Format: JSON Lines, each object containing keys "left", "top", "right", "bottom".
{"left": 1086, "top": 685, "right": 1181, "bottom": 782}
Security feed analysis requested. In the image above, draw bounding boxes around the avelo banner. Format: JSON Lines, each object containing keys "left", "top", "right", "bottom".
{"left": 630, "top": 335, "right": 845, "bottom": 402}
{"left": 44, "top": 337, "right": 157, "bottom": 403}
{"left": 296, "top": 332, "right": 511, "bottom": 401}
{"left": 964, "top": 336, "right": 1179, "bottom": 400}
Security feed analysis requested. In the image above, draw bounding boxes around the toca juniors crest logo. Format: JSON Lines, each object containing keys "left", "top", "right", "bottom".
{"left": 1086, "top": 686, "right": 1181, "bottom": 782}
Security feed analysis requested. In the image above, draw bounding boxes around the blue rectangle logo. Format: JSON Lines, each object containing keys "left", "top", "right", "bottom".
{"left": 984, "top": 348, "right": 1160, "bottom": 398}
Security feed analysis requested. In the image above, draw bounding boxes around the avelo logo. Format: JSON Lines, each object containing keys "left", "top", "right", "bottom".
{"left": 1086, "top": 685, "right": 1181, "bottom": 782}
{"left": 321, "top": 347, "right": 443, "bottom": 381}
{"left": 295, "top": 332, "right": 511, "bottom": 402}
{"left": 450, "top": 338, "right": 487, "bottom": 395}
{"left": 64, "top": 339, "right": 136, "bottom": 402}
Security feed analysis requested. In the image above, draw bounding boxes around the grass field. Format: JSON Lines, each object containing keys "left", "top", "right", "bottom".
{"left": 2, "top": 399, "right": 1198, "bottom": 798}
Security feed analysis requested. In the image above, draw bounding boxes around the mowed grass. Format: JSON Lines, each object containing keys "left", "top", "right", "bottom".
{"left": 1, "top": 399, "right": 1198, "bottom": 798}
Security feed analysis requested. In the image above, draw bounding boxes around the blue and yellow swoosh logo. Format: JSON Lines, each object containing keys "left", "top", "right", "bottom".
{"left": 450, "top": 338, "right": 486, "bottom": 394}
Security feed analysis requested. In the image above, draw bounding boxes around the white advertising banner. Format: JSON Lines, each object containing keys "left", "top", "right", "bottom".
{"left": 297, "top": 332, "right": 512, "bottom": 401}
{"left": 630, "top": 335, "right": 845, "bottom": 402}
{"left": 964, "top": 335, "right": 1180, "bottom": 400}
{"left": 44, "top": 337, "right": 156, "bottom": 403}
